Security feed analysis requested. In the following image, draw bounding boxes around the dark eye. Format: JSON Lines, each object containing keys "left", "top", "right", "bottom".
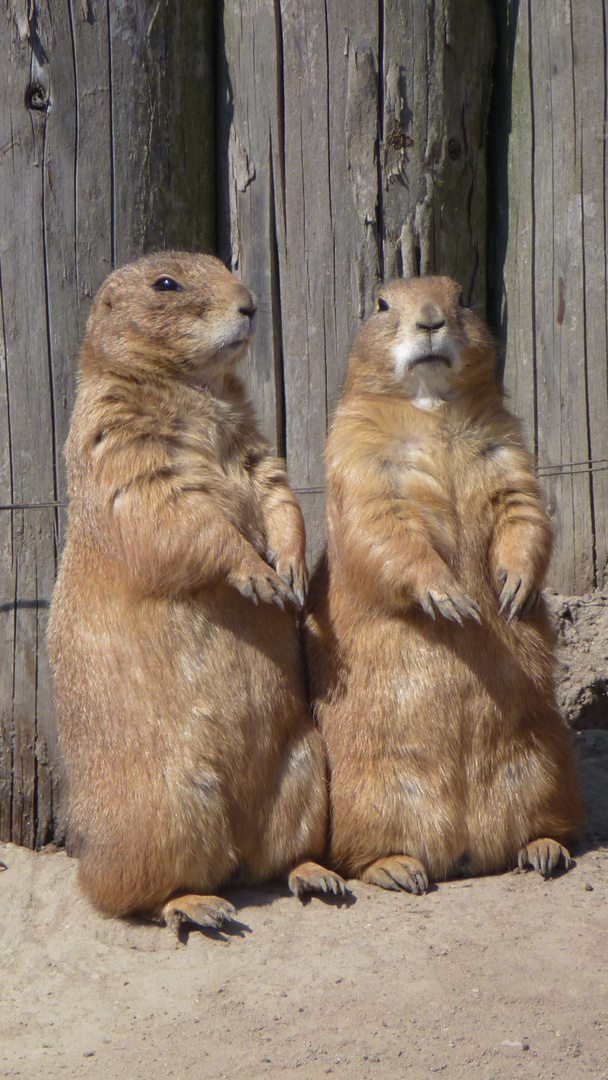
{"left": 152, "top": 276, "right": 183, "bottom": 292}
{"left": 377, "top": 297, "right": 390, "bottom": 312}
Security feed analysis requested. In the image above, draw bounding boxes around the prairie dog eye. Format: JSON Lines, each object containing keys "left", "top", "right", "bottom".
{"left": 377, "top": 297, "right": 390, "bottom": 312}
{"left": 152, "top": 276, "right": 183, "bottom": 292}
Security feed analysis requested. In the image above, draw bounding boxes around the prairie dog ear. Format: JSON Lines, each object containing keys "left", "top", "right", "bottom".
{"left": 93, "top": 278, "right": 119, "bottom": 315}
{"left": 374, "top": 290, "right": 391, "bottom": 313}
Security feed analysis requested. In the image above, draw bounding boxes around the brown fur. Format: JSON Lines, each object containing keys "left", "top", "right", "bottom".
{"left": 305, "top": 275, "right": 583, "bottom": 889}
{"left": 47, "top": 252, "right": 345, "bottom": 929}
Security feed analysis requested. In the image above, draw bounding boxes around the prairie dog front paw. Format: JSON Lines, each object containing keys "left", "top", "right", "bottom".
{"left": 228, "top": 551, "right": 299, "bottom": 608}
{"left": 417, "top": 578, "right": 481, "bottom": 626}
{"left": 496, "top": 567, "right": 539, "bottom": 622}
{"left": 272, "top": 555, "right": 308, "bottom": 609}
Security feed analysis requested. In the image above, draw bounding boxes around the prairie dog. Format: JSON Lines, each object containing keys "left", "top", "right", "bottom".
{"left": 305, "top": 275, "right": 582, "bottom": 892}
{"left": 47, "top": 252, "right": 345, "bottom": 934}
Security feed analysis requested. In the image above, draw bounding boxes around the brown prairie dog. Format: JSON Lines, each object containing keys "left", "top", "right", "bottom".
{"left": 47, "top": 252, "right": 346, "bottom": 934}
{"left": 305, "top": 275, "right": 583, "bottom": 892}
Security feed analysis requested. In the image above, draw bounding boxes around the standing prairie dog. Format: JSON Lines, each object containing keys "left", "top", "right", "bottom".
{"left": 305, "top": 275, "right": 583, "bottom": 892}
{"left": 47, "top": 252, "right": 346, "bottom": 934}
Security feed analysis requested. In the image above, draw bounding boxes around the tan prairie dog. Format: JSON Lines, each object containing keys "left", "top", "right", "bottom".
{"left": 47, "top": 252, "right": 346, "bottom": 934}
{"left": 305, "top": 275, "right": 583, "bottom": 892}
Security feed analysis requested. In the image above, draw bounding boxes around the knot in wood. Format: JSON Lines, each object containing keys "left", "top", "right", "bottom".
{"left": 386, "top": 122, "right": 405, "bottom": 150}
{"left": 25, "top": 82, "right": 49, "bottom": 112}
{"left": 448, "top": 137, "right": 462, "bottom": 161}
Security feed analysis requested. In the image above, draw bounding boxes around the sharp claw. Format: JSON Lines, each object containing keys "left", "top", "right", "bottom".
{"left": 469, "top": 603, "right": 482, "bottom": 624}
{"left": 420, "top": 595, "right": 436, "bottom": 619}
{"left": 440, "top": 600, "right": 463, "bottom": 625}
{"left": 519, "top": 588, "right": 539, "bottom": 619}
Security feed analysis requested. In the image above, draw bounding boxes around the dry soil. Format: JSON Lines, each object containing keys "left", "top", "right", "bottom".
{"left": 1, "top": 731, "right": 607, "bottom": 1080}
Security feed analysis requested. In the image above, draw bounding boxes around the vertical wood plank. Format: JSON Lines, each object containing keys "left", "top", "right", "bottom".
{"left": 0, "top": 0, "right": 215, "bottom": 846}
{"left": 381, "top": 1, "right": 494, "bottom": 306}
{"left": 222, "top": 1, "right": 384, "bottom": 560}
{"left": 278, "top": 0, "right": 380, "bottom": 546}
{"left": 491, "top": 0, "right": 607, "bottom": 594}
{"left": 488, "top": 0, "right": 537, "bottom": 440}
{"left": 0, "top": 1, "right": 61, "bottom": 845}
{"left": 532, "top": 3, "right": 593, "bottom": 594}
{"left": 219, "top": 0, "right": 284, "bottom": 449}
{"left": 572, "top": 0, "right": 608, "bottom": 588}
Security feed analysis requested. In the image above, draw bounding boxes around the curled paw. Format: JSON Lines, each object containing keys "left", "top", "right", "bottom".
{"left": 273, "top": 556, "right": 308, "bottom": 609}
{"left": 229, "top": 554, "right": 299, "bottom": 609}
{"left": 162, "top": 893, "right": 237, "bottom": 936}
{"left": 516, "top": 838, "right": 573, "bottom": 879}
{"left": 497, "top": 568, "right": 539, "bottom": 622}
{"left": 288, "top": 861, "right": 350, "bottom": 898}
{"left": 361, "top": 855, "right": 429, "bottom": 894}
{"left": 419, "top": 583, "right": 481, "bottom": 626}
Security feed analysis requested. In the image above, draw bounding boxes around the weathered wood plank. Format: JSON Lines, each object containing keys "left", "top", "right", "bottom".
{"left": 277, "top": 0, "right": 381, "bottom": 553}
{"left": 488, "top": 0, "right": 537, "bottom": 440}
{"left": 490, "top": 0, "right": 607, "bottom": 594}
{"left": 381, "top": 0, "right": 494, "bottom": 305}
{"left": 0, "top": 2, "right": 60, "bottom": 846}
{"left": 572, "top": 0, "right": 608, "bottom": 588}
{"left": 532, "top": 3, "right": 594, "bottom": 595}
{"left": 221, "top": 0, "right": 383, "bottom": 559}
{"left": 0, "top": 0, "right": 215, "bottom": 847}
{"left": 219, "top": 0, "right": 284, "bottom": 450}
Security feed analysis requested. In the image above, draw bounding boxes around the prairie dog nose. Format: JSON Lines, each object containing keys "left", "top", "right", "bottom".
{"left": 415, "top": 302, "right": 445, "bottom": 332}
{"left": 238, "top": 289, "right": 258, "bottom": 319}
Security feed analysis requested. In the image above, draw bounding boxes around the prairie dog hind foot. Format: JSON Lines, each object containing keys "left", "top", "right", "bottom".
{"left": 360, "top": 855, "right": 429, "bottom": 894}
{"left": 161, "top": 894, "right": 238, "bottom": 936}
{"left": 516, "top": 838, "right": 573, "bottom": 879}
{"left": 288, "top": 861, "right": 349, "bottom": 898}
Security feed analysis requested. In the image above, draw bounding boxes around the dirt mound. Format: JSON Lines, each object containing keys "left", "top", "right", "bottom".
{"left": 548, "top": 590, "right": 608, "bottom": 730}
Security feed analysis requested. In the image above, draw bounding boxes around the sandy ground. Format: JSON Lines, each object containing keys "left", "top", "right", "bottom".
{"left": 1, "top": 730, "right": 607, "bottom": 1080}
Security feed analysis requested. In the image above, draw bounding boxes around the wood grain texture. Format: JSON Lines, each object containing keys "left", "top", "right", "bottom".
{"left": 0, "top": 0, "right": 214, "bottom": 846}
{"left": 490, "top": 0, "right": 608, "bottom": 593}
{"left": 221, "top": 0, "right": 495, "bottom": 564}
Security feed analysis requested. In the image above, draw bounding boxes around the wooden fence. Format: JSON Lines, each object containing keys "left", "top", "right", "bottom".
{"left": 0, "top": 0, "right": 606, "bottom": 846}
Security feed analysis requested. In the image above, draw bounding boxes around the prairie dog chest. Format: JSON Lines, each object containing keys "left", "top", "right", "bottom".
{"left": 382, "top": 419, "right": 516, "bottom": 539}
{"left": 178, "top": 404, "right": 268, "bottom": 538}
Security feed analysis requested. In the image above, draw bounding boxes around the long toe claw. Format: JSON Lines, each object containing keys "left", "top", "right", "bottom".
{"left": 420, "top": 593, "right": 436, "bottom": 619}
{"left": 361, "top": 855, "right": 429, "bottom": 894}
{"left": 519, "top": 587, "right": 539, "bottom": 619}
{"left": 516, "top": 839, "right": 573, "bottom": 879}
{"left": 162, "top": 894, "right": 237, "bottom": 936}
{"left": 288, "top": 861, "right": 349, "bottom": 899}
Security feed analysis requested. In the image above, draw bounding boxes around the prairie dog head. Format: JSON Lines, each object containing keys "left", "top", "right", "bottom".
{"left": 348, "top": 276, "right": 496, "bottom": 407}
{"left": 81, "top": 252, "right": 257, "bottom": 384}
